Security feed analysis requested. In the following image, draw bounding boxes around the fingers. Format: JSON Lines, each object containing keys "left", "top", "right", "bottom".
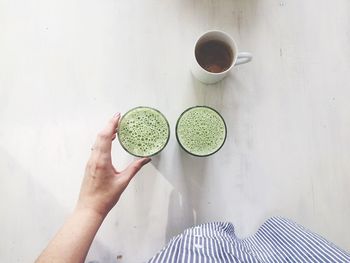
{"left": 92, "top": 113, "right": 120, "bottom": 156}
{"left": 122, "top": 158, "right": 151, "bottom": 181}
{"left": 104, "top": 113, "right": 121, "bottom": 136}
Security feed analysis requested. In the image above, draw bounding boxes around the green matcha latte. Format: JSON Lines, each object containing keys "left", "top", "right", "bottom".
{"left": 176, "top": 106, "right": 227, "bottom": 157}
{"left": 118, "top": 107, "right": 170, "bottom": 157}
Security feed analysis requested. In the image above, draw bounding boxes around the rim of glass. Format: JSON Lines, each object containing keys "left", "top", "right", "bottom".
{"left": 117, "top": 106, "right": 170, "bottom": 158}
{"left": 175, "top": 105, "right": 227, "bottom": 157}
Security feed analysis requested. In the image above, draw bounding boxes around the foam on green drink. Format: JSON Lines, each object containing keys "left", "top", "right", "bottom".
{"left": 176, "top": 106, "right": 227, "bottom": 156}
{"left": 118, "top": 107, "right": 170, "bottom": 157}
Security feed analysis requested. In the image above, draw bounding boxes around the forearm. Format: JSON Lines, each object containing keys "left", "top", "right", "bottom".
{"left": 35, "top": 115, "right": 149, "bottom": 262}
{"left": 36, "top": 208, "right": 105, "bottom": 263}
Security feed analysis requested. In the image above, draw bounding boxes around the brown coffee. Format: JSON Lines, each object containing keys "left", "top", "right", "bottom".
{"left": 195, "top": 40, "right": 233, "bottom": 73}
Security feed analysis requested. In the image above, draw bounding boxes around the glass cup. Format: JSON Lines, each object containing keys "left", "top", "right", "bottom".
{"left": 118, "top": 106, "right": 170, "bottom": 157}
{"left": 176, "top": 106, "right": 227, "bottom": 157}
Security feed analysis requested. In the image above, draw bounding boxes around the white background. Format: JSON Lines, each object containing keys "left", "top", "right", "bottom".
{"left": 1, "top": 0, "right": 349, "bottom": 262}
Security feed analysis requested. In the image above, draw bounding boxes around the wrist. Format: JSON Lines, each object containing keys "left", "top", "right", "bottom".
{"left": 73, "top": 205, "right": 107, "bottom": 223}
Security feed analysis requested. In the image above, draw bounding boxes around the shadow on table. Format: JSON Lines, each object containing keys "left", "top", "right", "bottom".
{"left": 191, "top": 69, "right": 258, "bottom": 148}
{"left": 191, "top": 71, "right": 248, "bottom": 109}
{"left": 177, "top": 0, "right": 259, "bottom": 32}
{"left": 159, "top": 73, "right": 255, "bottom": 242}
{"left": 160, "top": 146, "right": 211, "bottom": 241}
{"left": 0, "top": 148, "right": 117, "bottom": 263}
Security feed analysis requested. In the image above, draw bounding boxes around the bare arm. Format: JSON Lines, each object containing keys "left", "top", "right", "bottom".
{"left": 36, "top": 113, "right": 151, "bottom": 263}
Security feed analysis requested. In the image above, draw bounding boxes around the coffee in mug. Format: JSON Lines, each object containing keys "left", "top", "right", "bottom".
{"left": 191, "top": 30, "right": 253, "bottom": 84}
{"left": 195, "top": 40, "right": 233, "bottom": 73}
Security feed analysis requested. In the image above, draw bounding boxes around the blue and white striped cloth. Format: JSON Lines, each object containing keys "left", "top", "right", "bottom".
{"left": 148, "top": 217, "right": 350, "bottom": 262}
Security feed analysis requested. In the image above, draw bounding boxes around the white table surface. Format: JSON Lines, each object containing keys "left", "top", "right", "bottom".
{"left": 1, "top": 0, "right": 350, "bottom": 262}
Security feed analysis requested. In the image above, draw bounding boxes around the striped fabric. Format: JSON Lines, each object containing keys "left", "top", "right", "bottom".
{"left": 148, "top": 217, "right": 350, "bottom": 262}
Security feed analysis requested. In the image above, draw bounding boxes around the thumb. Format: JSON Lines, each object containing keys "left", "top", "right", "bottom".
{"left": 123, "top": 157, "right": 151, "bottom": 181}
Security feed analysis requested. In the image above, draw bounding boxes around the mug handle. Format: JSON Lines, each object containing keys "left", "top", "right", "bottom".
{"left": 235, "top": 52, "right": 253, "bottom": 65}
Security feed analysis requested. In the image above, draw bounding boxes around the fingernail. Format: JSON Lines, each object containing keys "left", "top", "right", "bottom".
{"left": 114, "top": 112, "right": 121, "bottom": 118}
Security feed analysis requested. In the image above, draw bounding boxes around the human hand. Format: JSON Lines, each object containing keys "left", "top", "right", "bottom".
{"left": 76, "top": 113, "right": 151, "bottom": 218}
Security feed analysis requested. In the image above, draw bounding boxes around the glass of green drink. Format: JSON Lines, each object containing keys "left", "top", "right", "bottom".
{"left": 118, "top": 107, "right": 170, "bottom": 157}
{"left": 176, "top": 106, "right": 227, "bottom": 157}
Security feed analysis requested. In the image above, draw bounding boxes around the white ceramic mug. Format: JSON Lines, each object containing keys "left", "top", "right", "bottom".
{"left": 191, "top": 30, "right": 253, "bottom": 84}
